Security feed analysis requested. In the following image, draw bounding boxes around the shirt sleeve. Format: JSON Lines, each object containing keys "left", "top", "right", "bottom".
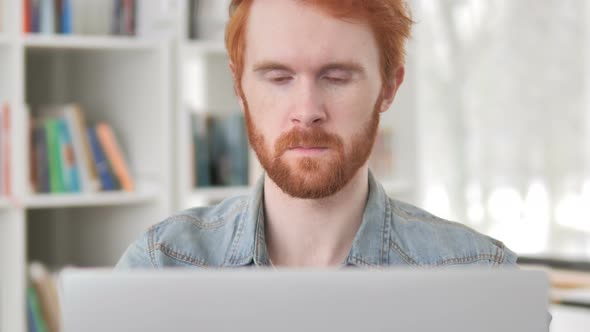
{"left": 114, "top": 231, "right": 156, "bottom": 269}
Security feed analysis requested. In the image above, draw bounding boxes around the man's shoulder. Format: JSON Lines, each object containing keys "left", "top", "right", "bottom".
{"left": 388, "top": 199, "right": 517, "bottom": 267}
{"left": 116, "top": 195, "right": 250, "bottom": 269}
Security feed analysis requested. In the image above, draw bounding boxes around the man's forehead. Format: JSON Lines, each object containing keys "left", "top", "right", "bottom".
{"left": 244, "top": 0, "right": 379, "bottom": 70}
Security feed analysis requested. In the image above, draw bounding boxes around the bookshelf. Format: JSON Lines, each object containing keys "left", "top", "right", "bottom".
{"left": 0, "top": 1, "right": 174, "bottom": 332}
{"left": 24, "top": 181, "right": 159, "bottom": 209}
{"left": 22, "top": 34, "right": 160, "bottom": 50}
{"left": 175, "top": 0, "right": 259, "bottom": 210}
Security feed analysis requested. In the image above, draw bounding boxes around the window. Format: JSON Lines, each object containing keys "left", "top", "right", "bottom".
{"left": 414, "top": 0, "right": 590, "bottom": 257}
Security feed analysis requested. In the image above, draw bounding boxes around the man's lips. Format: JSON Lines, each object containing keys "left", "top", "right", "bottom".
{"left": 289, "top": 146, "right": 328, "bottom": 150}
{"left": 285, "top": 146, "right": 329, "bottom": 156}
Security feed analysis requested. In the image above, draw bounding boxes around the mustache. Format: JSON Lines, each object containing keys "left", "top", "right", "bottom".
{"left": 274, "top": 127, "right": 344, "bottom": 155}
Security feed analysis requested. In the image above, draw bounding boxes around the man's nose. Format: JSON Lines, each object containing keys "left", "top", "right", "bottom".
{"left": 289, "top": 79, "right": 327, "bottom": 127}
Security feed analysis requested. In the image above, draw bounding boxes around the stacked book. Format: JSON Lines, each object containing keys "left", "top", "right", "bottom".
{"left": 23, "top": 0, "right": 74, "bottom": 34}
{"left": 31, "top": 104, "right": 134, "bottom": 194}
{"left": 0, "top": 102, "right": 11, "bottom": 197}
{"left": 23, "top": 0, "right": 137, "bottom": 35}
{"left": 190, "top": 111, "right": 249, "bottom": 188}
{"left": 27, "top": 262, "right": 61, "bottom": 332}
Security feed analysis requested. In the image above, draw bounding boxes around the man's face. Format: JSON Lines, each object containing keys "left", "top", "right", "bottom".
{"left": 238, "top": 0, "right": 389, "bottom": 199}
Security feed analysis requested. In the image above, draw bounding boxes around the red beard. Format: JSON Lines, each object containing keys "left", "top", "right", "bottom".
{"left": 243, "top": 94, "right": 381, "bottom": 199}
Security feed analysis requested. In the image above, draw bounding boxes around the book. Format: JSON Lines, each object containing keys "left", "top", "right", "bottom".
{"left": 27, "top": 295, "right": 38, "bottom": 332}
{"left": 44, "top": 119, "right": 66, "bottom": 193}
{"left": 60, "top": 0, "right": 72, "bottom": 34}
{"left": 31, "top": 0, "right": 41, "bottom": 33}
{"left": 123, "top": 0, "right": 136, "bottom": 36}
{"left": 31, "top": 105, "right": 135, "bottom": 194}
{"left": 112, "top": 0, "right": 122, "bottom": 34}
{"left": 87, "top": 126, "right": 117, "bottom": 191}
{"left": 57, "top": 117, "right": 81, "bottom": 192}
{"left": 29, "top": 262, "right": 61, "bottom": 332}
{"left": 26, "top": 286, "right": 49, "bottom": 332}
{"left": 63, "top": 104, "right": 100, "bottom": 193}
{"left": 39, "top": 0, "right": 55, "bottom": 34}
{"left": 112, "top": 0, "right": 136, "bottom": 36}
{"left": 197, "top": 112, "right": 249, "bottom": 187}
{"left": 24, "top": 0, "right": 32, "bottom": 33}
{"left": 96, "top": 122, "right": 135, "bottom": 192}
{"left": 32, "top": 124, "right": 50, "bottom": 193}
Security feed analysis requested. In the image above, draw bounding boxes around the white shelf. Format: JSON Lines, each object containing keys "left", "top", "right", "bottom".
{"left": 189, "top": 186, "right": 251, "bottom": 203}
{"left": 24, "top": 183, "right": 159, "bottom": 209}
{"left": 23, "top": 34, "right": 160, "bottom": 51}
{"left": 182, "top": 40, "right": 226, "bottom": 55}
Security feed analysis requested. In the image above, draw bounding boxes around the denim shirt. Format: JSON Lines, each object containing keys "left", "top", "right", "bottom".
{"left": 116, "top": 172, "right": 517, "bottom": 269}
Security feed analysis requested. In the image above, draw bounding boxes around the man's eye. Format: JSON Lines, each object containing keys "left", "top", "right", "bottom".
{"left": 270, "top": 76, "right": 292, "bottom": 84}
{"left": 324, "top": 76, "right": 349, "bottom": 84}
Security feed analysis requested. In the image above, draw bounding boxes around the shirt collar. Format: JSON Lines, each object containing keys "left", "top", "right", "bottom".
{"left": 229, "top": 171, "right": 391, "bottom": 267}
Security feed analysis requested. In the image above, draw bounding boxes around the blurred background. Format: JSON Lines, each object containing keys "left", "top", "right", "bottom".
{"left": 0, "top": 0, "right": 589, "bottom": 331}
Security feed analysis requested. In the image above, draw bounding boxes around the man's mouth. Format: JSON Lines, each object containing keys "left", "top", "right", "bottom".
{"left": 287, "top": 146, "right": 329, "bottom": 155}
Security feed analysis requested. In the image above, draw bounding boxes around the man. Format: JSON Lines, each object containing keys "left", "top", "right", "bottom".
{"left": 117, "top": 0, "right": 517, "bottom": 269}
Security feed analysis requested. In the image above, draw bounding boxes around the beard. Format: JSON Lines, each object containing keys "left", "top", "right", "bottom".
{"left": 242, "top": 92, "right": 382, "bottom": 199}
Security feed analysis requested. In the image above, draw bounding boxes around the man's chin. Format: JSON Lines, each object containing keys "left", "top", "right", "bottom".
{"left": 270, "top": 165, "right": 345, "bottom": 199}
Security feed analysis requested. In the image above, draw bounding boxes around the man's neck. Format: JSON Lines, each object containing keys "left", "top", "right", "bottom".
{"left": 263, "top": 167, "right": 370, "bottom": 267}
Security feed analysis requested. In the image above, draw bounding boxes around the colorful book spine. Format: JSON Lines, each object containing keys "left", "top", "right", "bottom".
{"left": 33, "top": 125, "right": 50, "bottom": 193}
{"left": 64, "top": 105, "right": 99, "bottom": 193}
{"left": 123, "top": 0, "right": 135, "bottom": 36}
{"left": 27, "top": 296, "right": 38, "bottom": 332}
{"left": 87, "top": 127, "right": 117, "bottom": 191}
{"left": 30, "top": 262, "right": 62, "bottom": 332}
{"left": 31, "top": 0, "right": 41, "bottom": 33}
{"left": 27, "top": 287, "right": 49, "bottom": 332}
{"left": 39, "top": 0, "right": 55, "bottom": 34}
{"left": 57, "top": 118, "right": 81, "bottom": 192}
{"left": 112, "top": 0, "right": 123, "bottom": 34}
{"left": 45, "top": 119, "right": 66, "bottom": 193}
{"left": 112, "top": 0, "right": 136, "bottom": 35}
{"left": 24, "top": 0, "right": 32, "bottom": 33}
{"left": 60, "top": 0, "right": 72, "bottom": 33}
{"left": 96, "top": 123, "right": 135, "bottom": 192}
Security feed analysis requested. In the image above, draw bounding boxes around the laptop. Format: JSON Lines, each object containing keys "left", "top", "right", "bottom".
{"left": 59, "top": 268, "right": 549, "bottom": 332}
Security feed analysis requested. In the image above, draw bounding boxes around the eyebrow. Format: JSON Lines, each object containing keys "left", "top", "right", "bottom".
{"left": 252, "top": 61, "right": 366, "bottom": 76}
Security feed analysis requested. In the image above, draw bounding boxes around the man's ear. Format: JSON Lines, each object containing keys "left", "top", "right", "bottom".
{"left": 229, "top": 61, "right": 246, "bottom": 112}
{"left": 379, "top": 66, "right": 405, "bottom": 113}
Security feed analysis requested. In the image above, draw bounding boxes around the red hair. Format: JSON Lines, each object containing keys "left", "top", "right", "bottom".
{"left": 225, "top": 0, "right": 413, "bottom": 89}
